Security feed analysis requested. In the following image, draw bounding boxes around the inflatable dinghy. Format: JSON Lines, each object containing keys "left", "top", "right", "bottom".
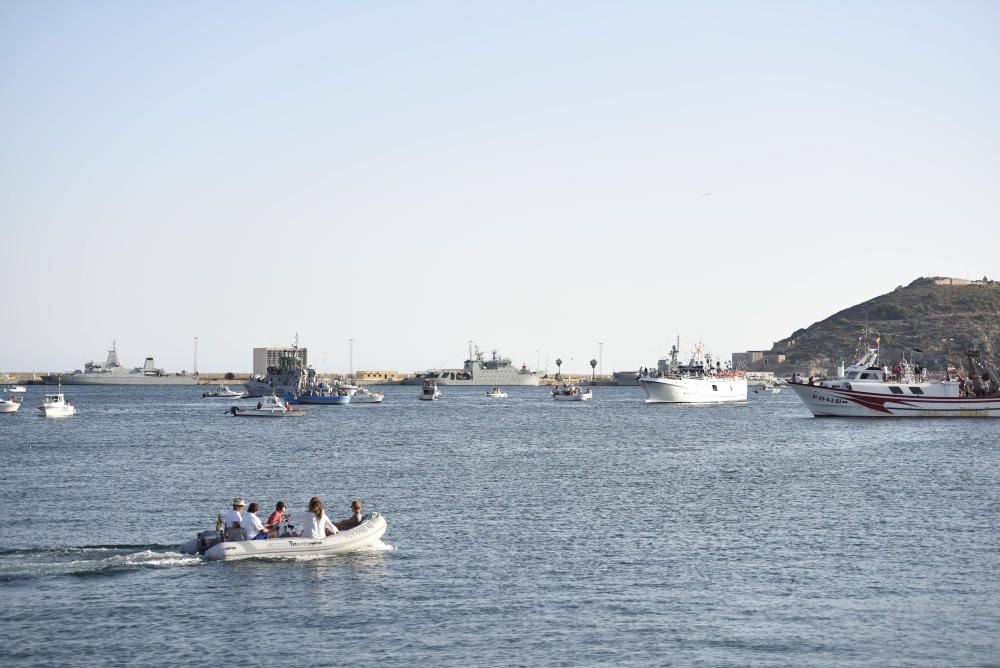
{"left": 179, "top": 512, "right": 387, "bottom": 561}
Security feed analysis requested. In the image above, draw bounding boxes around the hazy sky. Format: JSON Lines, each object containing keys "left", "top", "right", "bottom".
{"left": 2, "top": 1, "right": 998, "bottom": 374}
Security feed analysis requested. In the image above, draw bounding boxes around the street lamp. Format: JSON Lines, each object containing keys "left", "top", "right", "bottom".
{"left": 555, "top": 358, "right": 563, "bottom": 380}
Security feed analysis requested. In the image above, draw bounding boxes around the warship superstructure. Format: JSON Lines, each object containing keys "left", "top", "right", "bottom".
{"left": 421, "top": 345, "right": 544, "bottom": 386}
{"left": 42, "top": 342, "right": 197, "bottom": 385}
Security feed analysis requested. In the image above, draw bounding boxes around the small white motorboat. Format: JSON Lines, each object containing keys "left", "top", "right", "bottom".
{"left": 0, "top": 395, "right": 22, "bottom": 413}
{"left": 351, "top": 387, "right": 384, "bottom": 404}
{"left": 228, "top": 394, "right": 305, "bottom": 417}
{"left": 179, "top": 512, "right": 388, "bottom": 561}
{"left": 420, "top": 379, "right": 441, "bottom": 401}
{"left": 3, "top": 385, "right": 26, "bottom": 393}
{"left": 203, "top": 384, "right": 245, "bottom": 398}
{"left": 486, "top": 387, "right": 507, "bottom": 398}
{"left": 38, "top": 390, "right": 77, "bottom": 417}
{"left": 552, "top": 385, "right": 592, "bottom": 401}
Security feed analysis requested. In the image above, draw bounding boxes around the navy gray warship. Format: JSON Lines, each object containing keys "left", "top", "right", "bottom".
{"left": 419, "top": 345, "right": 544, "bottom": 386}
{"left": 42, "top": 343, "right": 197, "bottom": 385}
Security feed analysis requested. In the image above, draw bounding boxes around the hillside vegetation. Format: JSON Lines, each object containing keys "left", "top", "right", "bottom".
{"left": 768, "top": 277, "right": 1000, "bottom": 375}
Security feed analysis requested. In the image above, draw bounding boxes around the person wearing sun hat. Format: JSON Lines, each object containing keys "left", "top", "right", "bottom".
{"left": 224, "top": 497, "right": 246, "bottom": 529}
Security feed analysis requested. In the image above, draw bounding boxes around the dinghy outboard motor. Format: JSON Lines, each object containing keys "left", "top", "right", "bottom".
{"left": 197, "top": 530, "right": 224, "bottom": 554}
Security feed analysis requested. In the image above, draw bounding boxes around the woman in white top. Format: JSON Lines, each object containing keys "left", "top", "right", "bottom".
{"left": 301, "top": 496, "right": 339, "bottom": 540}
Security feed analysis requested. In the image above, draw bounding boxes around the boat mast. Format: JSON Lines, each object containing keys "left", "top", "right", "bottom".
{"left": 349, "top": 338, "right": 354, "bottom": 381}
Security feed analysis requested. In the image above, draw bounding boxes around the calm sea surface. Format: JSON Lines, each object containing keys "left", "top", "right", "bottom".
{"left": 1, "top": 385, "right": 998, "bottom": 666}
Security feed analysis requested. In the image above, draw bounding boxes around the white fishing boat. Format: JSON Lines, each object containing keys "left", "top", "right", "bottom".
{"left": 228, "top": 394, "right": 305, "bottom": 417}
{"left": 0, "top": 395, "right": 22, "bottom": 413}
{"left": 552, "top": 385, "right": 592, "bottom": 401}
{"left": 486, "top": 387, "right": 507, "bottom": 398}
{"left": 640, "top": 340, "right": 747, "bottom": 403}
{"left": 3, "top": 385, "right": 26, "bottom": 393}
{"left": 788, "top": 347, "right": 1000, "bottom": 417}
{"left": 179, "top": 512, "right": 388, "bottom": 561}
{"left": 420, "top": 379, "right": 441, "bottom": 401}
{"left": 351, "top": 387, "right": 384, "bottom": 404}
{"left": 202, "top": 384, "right": 245, "bottom": 398}
{"left": 38, "top": 389, "right": 77, "bottom": 417}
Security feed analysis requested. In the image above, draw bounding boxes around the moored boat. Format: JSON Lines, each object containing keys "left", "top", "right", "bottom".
{"left": 486, "top": 387, "right": 507, "bottom": 398}
{"left": 229, "top": 395, "right": 305, "bottom": 417}
{"left": 178, "top": 512, "right": 388, "bottom": 561}
{"left": 789, "top": 347, "right": 1000, "bottom": 417}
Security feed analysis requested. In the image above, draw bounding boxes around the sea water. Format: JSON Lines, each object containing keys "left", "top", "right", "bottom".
{"left": 1, "top": 385, "right": 998, "bottom": 666}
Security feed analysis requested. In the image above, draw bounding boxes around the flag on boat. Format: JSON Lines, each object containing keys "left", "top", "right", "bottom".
{"left": 875, "top": 336, "right": 880, "bottom": 345}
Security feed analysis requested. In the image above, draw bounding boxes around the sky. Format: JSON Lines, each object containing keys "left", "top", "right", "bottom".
{"left": 2, "top": 1, "right": 998, "bottom": 375}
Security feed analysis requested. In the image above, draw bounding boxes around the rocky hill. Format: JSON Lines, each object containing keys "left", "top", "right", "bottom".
{"left": 765, "top": 277, "right": 1000, "bottom": 375}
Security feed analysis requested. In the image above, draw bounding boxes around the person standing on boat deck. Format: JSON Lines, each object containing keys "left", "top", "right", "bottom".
{"left": 224, "top": 497, "right": 245, "bottom": 529}
{"left": 300, "top": 497, "right": 338, "bottom": 539}
{"left": 265, "top": 501, "right": 287, "bottom": 537}
{"left": 335, "top": 499, "right": 364, "bottom": 530}
{"left": 243, "top": 502, "right": 267, "bottom": 540}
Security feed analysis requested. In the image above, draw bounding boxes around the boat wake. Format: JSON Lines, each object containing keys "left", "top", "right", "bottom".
{"left": 0, "top": 537, "right": 397, "bottom": 576}
{"left": 0, "top": 544, "right": 202, "bottom": 580}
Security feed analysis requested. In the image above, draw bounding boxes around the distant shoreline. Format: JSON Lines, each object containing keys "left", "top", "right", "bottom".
{"left": 5, "top": 371, "right": 629, "bottom": 386}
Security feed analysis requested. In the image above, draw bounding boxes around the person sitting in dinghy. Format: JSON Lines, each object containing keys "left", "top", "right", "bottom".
{"left": 265, "top": 501, "right": 287, "bottom": 538}
{"left": 335, "top": 499, "right": 364, "bottom": 530}
{"left": 225, "top": 497, "right": 246, "bottom": 529}
{"left": 301, "top": 496, "right": 339, "bottom": 539}
{"left": 243, "top": 502, "right": 268, "bottom": 540}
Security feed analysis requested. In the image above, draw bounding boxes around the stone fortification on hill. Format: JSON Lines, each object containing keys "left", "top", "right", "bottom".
{"left": 753, "top": 277, "right": 1000, "bottom": 376}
